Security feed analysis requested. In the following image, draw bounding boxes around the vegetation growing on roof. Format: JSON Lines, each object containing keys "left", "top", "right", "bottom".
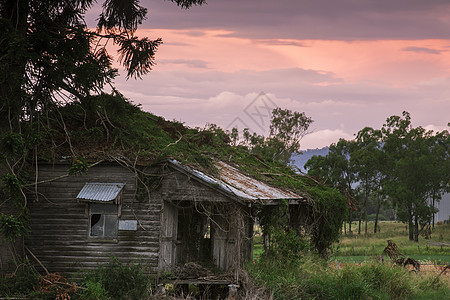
{"left": 1, "top": 91, "right": 347, "bottom": 258}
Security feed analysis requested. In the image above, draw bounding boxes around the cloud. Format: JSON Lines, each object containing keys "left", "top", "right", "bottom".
{"left": 93, "top": 3, "right": 450, "bottom": 150}
{"left": 160, "top": 59, "right": 210, "bottom": 68}
{"left": 115, "top": 67, "right": 344, "bottom": 100}
{"left": 183, "top": 30, "right": 206, "bottom": 37}
{"left": 255, "top": 39, "right": 307, "bottom": 47}
{"left": 402, "top": 46, "right": 441, "bottom": 54}
{"left": 134, "top": 0, "right": 450, "bottom": 40}
{"left": 301, "top": 129, "right": 354, "bottom": 150}
{"left": 86, "top": 1, "right": 450, "bottom": 41}
{"left": 115, "top": 63, "right": 450, "bottom": 149}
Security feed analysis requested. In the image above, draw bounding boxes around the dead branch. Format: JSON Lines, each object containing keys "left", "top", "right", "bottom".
{"left": 25, "top": 246, "right": 49, "bottom": 275}
{"left": 252, "top": 154, "right": 271, "bottom": 169}
{"left": 55, "top": 107, "right": 75, "bottom": 157}
{"left": 103, "top": 107, "right": 116, "bottom": 129}
{"left": 97, "top": 111, "right": 110, "bottom": 142}
{"left": 22, "top": 160, "right": 104, "bottom": 187}
{"left": 436, "top": 264, "right": 450, "bottom": 278}
{"left": 166, "top": 130, "right": 183, "bottom": 148}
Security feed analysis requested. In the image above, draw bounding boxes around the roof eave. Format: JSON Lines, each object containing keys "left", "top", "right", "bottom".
{"left": 167, "top": 160, "right": 305, "bottom": 206}
{"left": 166, "top": 160, "right": 247, "bottom": 206}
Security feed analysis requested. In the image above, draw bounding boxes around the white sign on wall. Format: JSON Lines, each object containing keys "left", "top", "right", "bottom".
{"left": 119, "top": 220, "right": 138, "bottom": 231}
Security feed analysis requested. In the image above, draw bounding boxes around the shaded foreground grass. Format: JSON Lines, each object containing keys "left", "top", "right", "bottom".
{"left": 247, "top": 256, "right": 450, "bottom": 300}
{"left": 249, "top": 222, "right": 449, "bottom": 299}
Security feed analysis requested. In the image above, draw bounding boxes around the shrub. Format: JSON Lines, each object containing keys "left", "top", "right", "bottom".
{"left": 0, "top": 213, "right": 30, "bottom": 242}
{"left": 77, "top": 281, "right": 109, "bottom": 300}
{"left": 78, "top": 257, "right": 151, "bottom": 299}
{"left": 0, "top": 261, "right": 40, "bottom": 297}
{"left": 268, "top": 227, "right": 310, "bottom": 260}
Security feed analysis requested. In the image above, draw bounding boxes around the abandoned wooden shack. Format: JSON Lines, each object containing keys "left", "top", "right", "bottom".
{"left": 13, "top": 157, "right": 302, "bottom": 278}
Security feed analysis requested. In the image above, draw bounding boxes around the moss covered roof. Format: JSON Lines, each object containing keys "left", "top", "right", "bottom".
{"left": 35, "top": 92, "right": 331, "bottom": 198}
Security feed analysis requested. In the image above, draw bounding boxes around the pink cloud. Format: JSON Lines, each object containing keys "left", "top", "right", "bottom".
{"left": 96, "top": 2, "right": 450, "bottom": 149}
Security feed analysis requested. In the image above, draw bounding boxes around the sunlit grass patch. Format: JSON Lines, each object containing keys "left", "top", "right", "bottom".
{"left": 335, "top": 221, "right": 450, "bottom": 260}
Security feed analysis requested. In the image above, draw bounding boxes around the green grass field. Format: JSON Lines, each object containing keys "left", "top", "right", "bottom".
{"left": 332, "top": 221, "right": 450, "bottom": 265}
{"left": 253, "top": 221, "right": 450, "bottom": 264}
{"left": 249, "top": 222, "right": 450, "bottom": 299}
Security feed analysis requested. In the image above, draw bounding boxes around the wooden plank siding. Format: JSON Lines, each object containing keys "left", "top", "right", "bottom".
{"left": 160, "top": 170, "right": 232, "bottom": 203}
{"left": 20, "top": 160, "right": 254, "bottom": 277}
{"left": 25, "top": 161, "right": 162, "bottom": 276}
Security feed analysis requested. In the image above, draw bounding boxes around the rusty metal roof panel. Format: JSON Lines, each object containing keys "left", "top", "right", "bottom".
{"left": 215, "top": 161, "right": 300, "bottom": 200}
{"left": 169, "top": 160, "right": 301, "bottom": 201}
{"left": 76, "top": 183, "right": 125, "bottom": 202}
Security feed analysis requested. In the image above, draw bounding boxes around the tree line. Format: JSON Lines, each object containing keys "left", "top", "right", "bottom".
{"left": 305, "top": 111, "right": 450, "bottom": 242}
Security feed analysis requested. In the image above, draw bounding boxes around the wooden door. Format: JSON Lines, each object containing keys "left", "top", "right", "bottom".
{"left": 159, "top": 201, "right": 178, "bottom": 269}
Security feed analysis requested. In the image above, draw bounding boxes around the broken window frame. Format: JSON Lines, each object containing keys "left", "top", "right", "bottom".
{"left": 89, "top": 203, "right": 119, "bottom": 240}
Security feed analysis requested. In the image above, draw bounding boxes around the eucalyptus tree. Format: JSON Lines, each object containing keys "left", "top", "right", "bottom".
{"left": 269, "top": 107, "right": 313, "bottom": 163}
{"left": 426, "top": 130, "right": 450, "bottom": 228}
{"left": 240, "top": 108, "right": 313, "bottom": 164}
{"left": 381, "top": 112, "right": 441, "bottom": 241}
{"left": 350, "top": 127, "right": 383, "bottom": 234}
{"left": 305, "top": 138, "right": 356, "bottom": 233}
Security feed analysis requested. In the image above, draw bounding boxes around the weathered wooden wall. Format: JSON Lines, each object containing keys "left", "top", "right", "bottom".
{"left": 160, "top": 167, "right": 233, "bottom": 203}
{"left": 23, "top": 160, "right": 253, "bottom": 276}
{"left": 25, "top": 161, "right": 162, "bottom": 276}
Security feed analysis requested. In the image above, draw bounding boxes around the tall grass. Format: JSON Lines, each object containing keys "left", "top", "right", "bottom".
{"left": 76, "top": 257, "right": 152, "bottom": 299}
{"left": 333, "top": 221, "right": 450, "bottom": 263}
{"left": 247, "top": 256, "right": 449, "bottom": 299}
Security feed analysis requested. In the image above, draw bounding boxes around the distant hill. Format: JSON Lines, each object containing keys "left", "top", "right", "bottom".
{"left": 291, "top": 147, "right": 329, "bottom": 172}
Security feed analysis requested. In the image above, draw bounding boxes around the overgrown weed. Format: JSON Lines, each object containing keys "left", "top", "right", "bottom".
{"left": 247, "top": 255, "right": 450, "bottom": 299}
{"left": 0, "top": 260, "right": 40, "bottom": 297}
{"left": 76, "top": 257, "right": 152, "bottom": 299}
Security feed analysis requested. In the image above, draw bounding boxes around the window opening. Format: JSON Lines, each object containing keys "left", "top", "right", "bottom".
{"left": 89, "top": 203, "right": 118, "bottom": 238}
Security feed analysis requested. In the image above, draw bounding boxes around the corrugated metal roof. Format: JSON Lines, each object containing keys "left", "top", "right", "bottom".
{"left": 76, "top": 183, "right": 125, "bottom": 202}
{"left": 169, "top": 160, "right": 301, "bottom": 202}
{"left": 215, "top": 161, "right": 300, "bottom": 200}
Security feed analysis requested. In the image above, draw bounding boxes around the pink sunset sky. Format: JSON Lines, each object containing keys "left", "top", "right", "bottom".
{"left": 89, "top": 0, "right": 450, "bottom": 149}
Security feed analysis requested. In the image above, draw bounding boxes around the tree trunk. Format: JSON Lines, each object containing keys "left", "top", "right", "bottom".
{"left": 358, "top": 212, "right": 362, "bottom": 235}
{"left": 432, "top": 191, "right": 436, "bottom": 229}
{"left": 374, "top": 196, "right": 381, "bottom": 233}
{"left": 358, "top": 188, "right": 369, "bottom": 235}
{"left": 363, "top": 183, "right": 369, "bottom": 235}
{"left": 348, "top": 210, "right": 352, "bottom": 234}
{"left": 364, "top": 210, "right": 368, "bottom": 235}
{"left": 408, "top": 211, "right": 414, "bottom": 241}
{"left": 414, "top": 216, "right": 419, "bottom": 242}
